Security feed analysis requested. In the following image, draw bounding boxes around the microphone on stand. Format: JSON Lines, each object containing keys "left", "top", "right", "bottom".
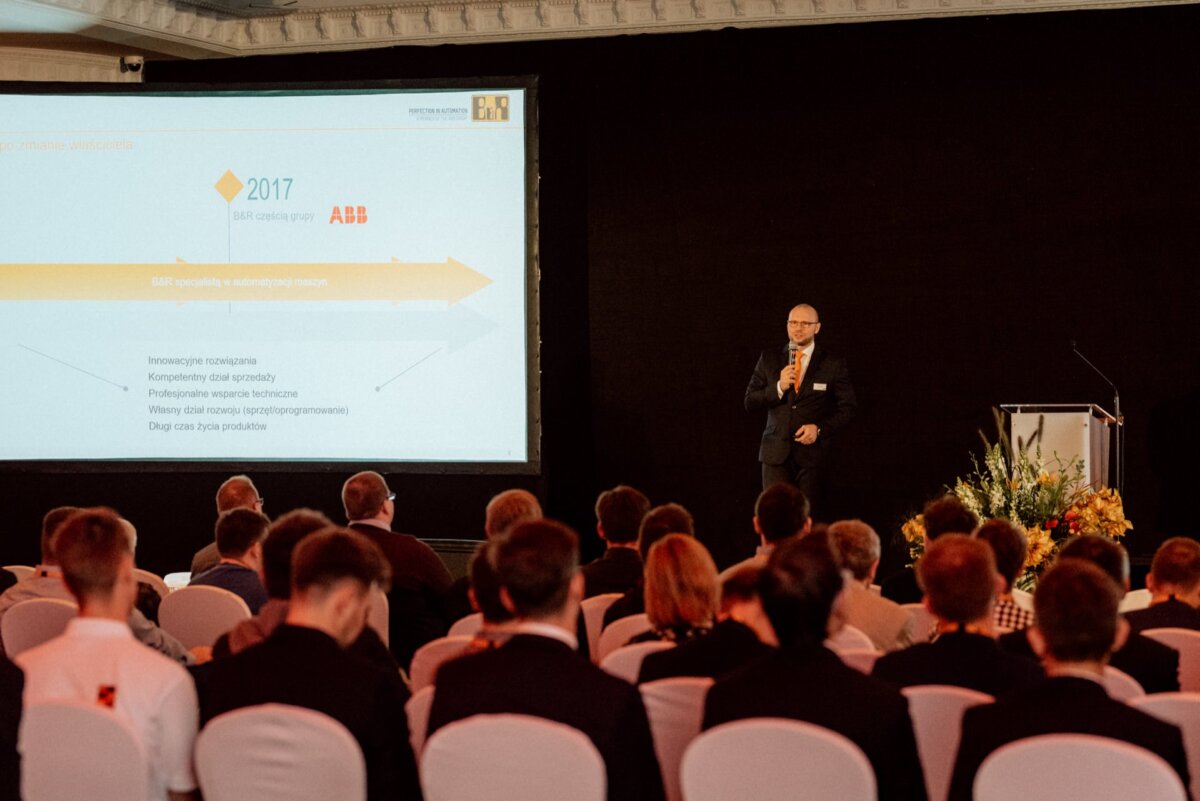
{"left": 1071, "top": 339, "right": 1123, "bottom": 493}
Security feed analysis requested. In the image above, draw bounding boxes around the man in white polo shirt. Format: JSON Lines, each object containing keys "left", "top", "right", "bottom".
{"left": 17, "top": 507, "right": 199, "bottom": 801}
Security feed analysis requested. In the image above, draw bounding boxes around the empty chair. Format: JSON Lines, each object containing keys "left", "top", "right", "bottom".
{"left": 448, "top": 612, "right": 483, "bottom": 638}
{"left": 1119, "top": 588, "right": 1153, "bottom": 613}
{"left": 1, "top": 598, "right": 77, "bottom": 657}
{"left": 21, "top": 700, "right": 149, "bottom": 801}
{"left": 366, "top": 587, "right": 389, "bottom": 647}
{"left": 902, "top": 685, "right": 993, "bottom": 801}
{"left": 974, "top": 733, "right": 1187, "bottom": 801}
{"left": 600, "top": 641, "right": 674, "bottom": 683}
{"left": 1142, "top": 628, "right": 1200, "bottom": 691}
{"left": 596, "top": 613, "right": 652, "bottom": 663}
{"left": 901, "top": 603, "right": 938, "bottom": 644}
{"left": 158, "top": 585, "right": 251, "bottom": 649}
{"left": 133, "top": 568, "right": 170, "bottom": 599}
{"left": 1103, "top": 665, "right": 1146, "bottom": 703}
{"left": 826, "top": 623, "right": 874, "bottom": 652}
{"left": 1132, "top": 692, "right": 1200, "bottom": 801}
{"left": 196, "top": 703, "right": 366, "bottom": 801}
{"left": 640, "top": 677, "right": 713, "bottom": 801}
{"left": 838, "top": 648, "right": 883, "bottom": 675}
{"left": 581, "top": 593, "right": 624, "bottom": 659}
{"left": 406, "top": 685, "right": 435, "bottom": 760}
{"left": 422, "top": 714, "right": 606, "bottom": 801}
{"left": 2, "top": 565, "right": 34, "bottom": 582}
{"left": 681, "top": 718, "right": 875, "bottom": 801}
{"left": 408, "top": 635, "right": 472, "bottom": 692}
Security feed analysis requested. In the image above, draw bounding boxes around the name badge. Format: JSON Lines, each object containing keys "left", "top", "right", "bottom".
{"left": 813, "top": 383, "right": 827, "bottom": 391}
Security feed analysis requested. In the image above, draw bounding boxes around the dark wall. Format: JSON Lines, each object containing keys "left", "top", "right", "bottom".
{"left": 4, "top": 7, "right": 1198, "bottom": 575}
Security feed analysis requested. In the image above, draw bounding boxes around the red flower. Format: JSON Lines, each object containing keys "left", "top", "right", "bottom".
{"left": 1046, "top": 519, "right": 1059, "bottom": 529}
{"left": 1064, "top": 510, "right": 1078, "bottom": 521}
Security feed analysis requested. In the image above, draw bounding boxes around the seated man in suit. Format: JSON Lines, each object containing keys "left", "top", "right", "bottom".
{"left": 872, "top": 535, "right": 1043, "bottom": 695}
{"left": 828, "top": 519, "right": 913, "bottom": 651}
{"left": 719, "top": 483, "right": 811, "bottom": 582}
{"left": 581, "top": 485, "right": 651, "bottom": 598}
{"left": 998, "top": 535, "right": 1180, "bottom": 693}
{"left": 194, "top": 528, "right": 420, "bottom": 801}
{"left": 948, "top": 558, "right": 1190, "bottom": 801}
{"left": 188, "top": 507, "right": 270, "bottom": 614}
{"left": 1125, "top": 537, "right": 1200, "bottom": 633}
{"left": 428, "top": 519, "right": 665, "bottom": 801}
{"left": 190, "top": 475, "right": 264, "bottom": 577}
{"left": 703, "top": 535, "right": 928, "bottom": 801}
{"left": 974, "top": 519, "right": 1034, "bottom": 632}
{"left": 882, "top": 495, "right": 978, "bottom": 605}
{"left": 604, "top": 503, "right": 694, "bottom": 628}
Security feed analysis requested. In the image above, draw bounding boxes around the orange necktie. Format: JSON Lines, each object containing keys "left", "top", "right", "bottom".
{"left": 793, "top": 350, "right": 804, "bottom": 393}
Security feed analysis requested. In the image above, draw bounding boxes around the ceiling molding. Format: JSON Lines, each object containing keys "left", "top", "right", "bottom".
{"left": 0, "top": 44, "right": 144, "bottom": 79}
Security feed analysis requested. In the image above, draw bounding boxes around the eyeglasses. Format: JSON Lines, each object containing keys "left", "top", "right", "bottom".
{"left": 788, "top": 321, "right": 819, "bottom": 328}
{"left": 387, "top": 492, "right": 396, "bottom": 501}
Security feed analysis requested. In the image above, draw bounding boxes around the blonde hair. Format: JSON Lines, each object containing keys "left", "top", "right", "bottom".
{"left": 644, "top": 534, "right": 719, "bottom": 633}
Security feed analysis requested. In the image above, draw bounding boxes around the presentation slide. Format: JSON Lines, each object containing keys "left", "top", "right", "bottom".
{"left": 0, "top": 86, "right": 533, "bottom": 465}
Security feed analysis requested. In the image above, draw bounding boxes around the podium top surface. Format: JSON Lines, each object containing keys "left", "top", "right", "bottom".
{"left": 999, "top": 403, "right": 1116, "bottom": 422}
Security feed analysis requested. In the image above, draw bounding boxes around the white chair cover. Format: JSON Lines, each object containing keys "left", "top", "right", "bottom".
{"left": 2, "top": 565, "right": 35, "bottom": 582}
{"left": 422, "top": 714, "right": 606, "bottom": 801}
{"left": 826, "top": 623, "right": 874, "bottom": 652}
{"left": 838, "top": 648, "right": 883, "bottom": 675}
{"left": 409, "top": 636, "right": 472, "bottom": 692}
{"left": 1132, "top": 692, "right": 1200, "bottom": 801}
{"left": 158, "top": 585, "right": 251, "bottom": 649}
{"left": 163, "top": 572, "right": 191, "bottom": 591}
{"left": 600, "top": 641, "right": 674, "bottom": 683}
{"left": 1119, "top": 588, "right": 1153, "bottom": 613}
{"left": 681, "top": 717, "right": 876, "bottom": 801}
{"left": 1103, "top": 665, "right": 1146, "bottom": 703}
{"left": 901, "top": 603, "right": 938, "bottom": 644}
{"left": 902, "top": 685, "right": 993, "bottom": 801}
{"left": 1, "top": 598, "right": 77, "bottom": 657}
{"left": 1011, "top": 588, "right": 1035, "bottom": 613}
{"left": 406, "top": 685, "right": 435, "bottom": 760}
{"left": 1142, "top": 628, "right": 1200, "bottom": 692}
{"left": 20, "top": 700, "right": 150, "bottom": 801}
{"left": 974, "top": 733, "right": 1187, "bottom": 801}
{"left": 367, "top": 587, "right": 389, "bottom": 647}
{"left": 596, "top": 614, "right": 652, "bottom": 663}
{"left": 581, "top": 593, "right": 624, "bottom": 661}
{"left": 640, "top": 677, "right": 713, "bottom": 801}
{"left": 196, "top": 703, "right": 366, "bottom": 801}
{"left": 133, "top": 568, "right": 170, "bottom": 599}
{"left": 448, "top": 612, "right": 483, "bottom": 638}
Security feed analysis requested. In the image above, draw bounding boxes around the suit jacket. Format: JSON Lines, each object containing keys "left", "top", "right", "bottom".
{"left": 190, "top": 541, "right": 220, "bottom": 577}
{"left": 842, "top": 583, "right": 914, "bottom": 652}
{"left": 193, "top": 625, "right": 420, "bottom": 801}
{"left": 703, "top": 642, "right": 928, "bottom": 801}
{"left": 871, "top": 629, "right": 1045, "bottom": 696}
{"left": 0, "top": 653, "right": 20, "bottom": 801}
{"left": 947, "top": 676, "right": 1191, "bottom": 801}
{"left": 998, "top": 627, "right": 1180, "bottom": 694}
{"left": 603, "top": 585, "right": 645, "bottom": 629}
{"left": 881, "top": 568, "right": 924, "bottom": 605}
{"left": 427, "top": 633, "right": 665, "bottom": 801}
{"left": 581, "top": 548, "right": 644, "bottom": 599}
{"left": 638, "top": 619, "right": 773, "bottom": 683}
{"left": 744, "top": 344, "right": 856, "bottom": 466}
{"left": 1126, "top": 598, "right": 1200, "bottom": 634}
{"left": 348, "top": 522, "right": 454, "bottom": 668}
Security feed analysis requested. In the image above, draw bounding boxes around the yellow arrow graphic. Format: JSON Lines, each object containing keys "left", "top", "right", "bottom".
{"left": 0, "top": 258, "right": 492, "bottom": 304}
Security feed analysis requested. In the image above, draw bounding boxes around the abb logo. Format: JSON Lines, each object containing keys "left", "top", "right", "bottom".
{"left": 329, "top": 206, "right": 368, "bottom": 224}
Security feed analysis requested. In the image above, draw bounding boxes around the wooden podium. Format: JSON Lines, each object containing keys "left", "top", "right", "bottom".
{"left": 1000, "top": 404, "right": 1117, "bottom": 488}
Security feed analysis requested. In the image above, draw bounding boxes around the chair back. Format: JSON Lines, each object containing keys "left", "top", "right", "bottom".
{"left": 1132, "top": 692, "right": 1200, "bottom": 801}
{"left": 21, "top": 701, "right": 149, "bottom": 801}
{"left": 600, "top": 641, "right": 674, "bottom": 683}
{"left": 196, "top": 703, "right": 366, "bottom": 801}
{"left": 406, "top": 685, "right": 435, "bottom": 760}
{"left": 580, "top": 593, "right": 624, "bottom": 660}
{"left": 902, "top": 684, "right": 993, "bottom": 801}
{"left": 901, "top": 603, "right": 938, "bottom": 644}
{"left": 826, "top": 623, "right": 874, "bottom": 652}
{"left": 448, "top": 612, "right": 483, "bottom": 638}
{"left": 681, "top": 717, "right": 876, "bottom": 801}
{"left": 366, "top": 587, "right": 389, "bottom": 647}
{"left": 838, "top": 648, "right": 883, "bottom": 674}
{"left": 596, "top": 613, "right": 652, "bottom": 663}
{"left": 1119, "top": 588, "right": 1153, "bottom": 613}
{"left": 409, "top": 636, "right": 472, "bottom": 692}
{"left": 1011, "top": 588, "right": 1034, "bottom": 613}
{"left": 974, "top": 733, "right": 1187, "bottom": 801}
{"left": 133, "top": 569, "right": 170, "bottom": 599}
{"left": 1, "top": 598, "right": 77, "bottom": 657}
{"left": 1103, "top": 665, "right": 1146, "bottom": 702}
{"left": 158, "top": 585, "right": 251, "bottom": 648}
{"left": 422, "top": 714, "right": 606, "bottom": 801}
{"left": 2, "top": 565, "right": 35, "bottom": 582}
{"left": 1142, "top": 628, "right": 1200, "bottom": 691}
{"left": 640, "top": 677, "right": 713, "bottom": 801}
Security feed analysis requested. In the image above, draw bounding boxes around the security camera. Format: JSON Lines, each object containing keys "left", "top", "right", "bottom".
{"left": 120, "top": 56, "right": 144, "bottom": 74}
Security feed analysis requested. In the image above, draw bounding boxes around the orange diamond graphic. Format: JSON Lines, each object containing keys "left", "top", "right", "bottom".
{"left": 214, "top": 170, "right": 244, "bottom": 203}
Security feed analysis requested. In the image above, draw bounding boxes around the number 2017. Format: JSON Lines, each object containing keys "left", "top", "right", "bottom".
{"left": 247, "top": 177, "right": 292, "bottom": 200}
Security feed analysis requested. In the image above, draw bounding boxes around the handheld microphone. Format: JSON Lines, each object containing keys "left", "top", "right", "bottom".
{"left": 788, "top": 342, "right": 801, "bottom": 393}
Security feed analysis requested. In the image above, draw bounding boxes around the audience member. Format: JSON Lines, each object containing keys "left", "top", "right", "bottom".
{"left": 871, "top": 535, "right": 1043, "bottom": 695}
{"left": 461, "top": 539, "right": 517, "bottom": 653}
{"left": 703, "top": 535, "right": 928, "bottom": 801}
{"left": 974, "top": 518, "right": 1033, "bottom": 632}
{"left": 882, "top": 495, "right": 978, "bottom": 604}
{"left": 188, "top": 508, "right": 270, "bottom": 614}
{"left": 428, "top": 519, "right": 665, "bottom": 801}
{"left": 194, "top": 528, "right": 419, "bottom": 801}
{"left": 948, "top": 558, "right": 1190, "bottom": 801}
{"left": 828, "top": 519, "right": 913, "bottom": 651}
{"left": 638, "top": 563, "right": 775, "bottom": 682}
{"left": 0, "top": 506, "right": 192, "bottom": 663}
{"left": 0, "top": 652, "right": 20, "bottom": 801}
{"left": 632, "top": 534, "right": 718, "bottom": 644}
{"left": 190, "top": 475, "right": 263, "bottom": 576}
{"left": 720, "top": 483, "right": 811, "bottom": 580}
{"left": 604, "top": 503, "right": 694, "bottom": 628}
{"left": 343, "top": 470, "right": 454, "bottom": 666}
{"left": 581, "top": 485, "right": 651, "bottom": 598}
{"left": 1125, "top": 537, "right": 1200, "bottom": 633}
{"left": 998, "top": 535, "right": 1180, "bottom": 693}
{"left": 17, "top": 508, "right": 199, "bottom": 801}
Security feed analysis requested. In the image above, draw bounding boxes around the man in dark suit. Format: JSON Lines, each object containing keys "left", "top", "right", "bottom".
{"left": 744, "top": 304, "right": 856, "bottom": 507}
{"left": 190, "top": 475, "right": 264, "bottom": 577}
{"left": 948, "top": 558, "right": 1190, "bottom": 801}
{"left": 194, "top": 528, "right": 421, "bottom": 801}
{"left": 343, "top": 470, "right": 454, "bottom": 667}
{"left": 1126, "top": 537, "right": 1200, "bottom": 634}
{"left": 428, "top": 519, "right": 664, "bottom": 801}
{"left": 872, "top": 535, "right": 1043, "bottom": 695}
{"left": 603, "top": 503, "right": 694, "bottom": 628}
{"left": 703, "top": 535, "right": 928, "bottom": 801}
{"left": 581, "top": 485, "right": 650, "bottom": 598}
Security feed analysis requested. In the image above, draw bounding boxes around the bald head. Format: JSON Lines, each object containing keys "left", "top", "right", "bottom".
{"left": 216, "top": 475, "right": 261, "bottom": 514}
{"left": 787, "top": 305, "right": 821, "bottom": 347}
